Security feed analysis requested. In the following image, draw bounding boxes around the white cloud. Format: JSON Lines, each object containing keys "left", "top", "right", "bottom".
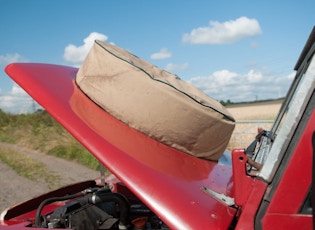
{"left": 0, "top": 85, "right": 41, "bottom": 114}
{"left": 150, "top": 48, "right": 172, "bottom": 60}
{"left": 183, "top": 17, "right": 262, "bottom": 44}
{"left": 63, "top": 32, "right": 108, "bottom": 66}
{"left": 188, "top": 69, "right": 294, "bottom": 102}
{"left": 0, "top": 53, "right": 31, "bottom": 113}
{"left": 247, "top": 69, "right": 264, "bottom": 83}
{"left": 0, "top": 53, "right": 28, "bottom": 64}
{"left": 166, "top": 63, "right": 189, "bottom": 72}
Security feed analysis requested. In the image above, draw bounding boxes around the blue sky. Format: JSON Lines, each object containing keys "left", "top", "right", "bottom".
{"left": 0, "top": 0, "right": 314, "bottom": 113}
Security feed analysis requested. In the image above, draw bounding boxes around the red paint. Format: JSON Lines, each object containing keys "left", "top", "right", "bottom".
{"left": 2, "top": 55, "right": 313, "bottom": 228}
{"left": 3, "top": 63, "right": 237, "bottom": 229}
{"left": 261, "top": 111, "right": 315, "bottom": 229}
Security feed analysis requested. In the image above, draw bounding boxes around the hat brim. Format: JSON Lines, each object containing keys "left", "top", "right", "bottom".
{"left": 5, "top": 63, "right": 236, "bottom": 229}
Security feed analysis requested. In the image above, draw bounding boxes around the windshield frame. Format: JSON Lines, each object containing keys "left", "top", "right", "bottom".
{"left": 258, "top": 32, "right": 315, "bottom": 182}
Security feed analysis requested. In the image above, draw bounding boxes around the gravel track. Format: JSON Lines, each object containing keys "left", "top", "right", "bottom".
{"left": 0, "top": 142, "right": 99, "bottom": 212}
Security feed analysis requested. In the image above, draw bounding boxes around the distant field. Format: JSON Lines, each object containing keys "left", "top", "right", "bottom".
{"left": 226, "top": 99, "right": 283, "bottom": 150}
{"left": 226, "top": 99, "right": 283, "bottom": 120}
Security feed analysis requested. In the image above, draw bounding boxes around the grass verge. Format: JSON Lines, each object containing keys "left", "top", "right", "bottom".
{"left": 47, "top": 145, "right": 100, "bottom": 170}
{"left": 0, "top": 146, "right": 61, "bottom": 189}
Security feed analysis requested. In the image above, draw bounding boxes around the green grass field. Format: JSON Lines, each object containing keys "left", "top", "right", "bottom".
{"left": 0, "top": 109, "right": 99, "bottom": 170}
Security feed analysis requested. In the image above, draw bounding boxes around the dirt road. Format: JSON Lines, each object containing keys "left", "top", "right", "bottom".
{"left": 0, "top": 142, "right": 99, "bottom": 212}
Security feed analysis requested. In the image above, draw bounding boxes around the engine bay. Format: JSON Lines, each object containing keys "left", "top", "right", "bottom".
{"left": 1, "top": 180, "right": 169, "bottom": 230}
{"left": 37, "top": 187, "right": 167, "bottom": 229}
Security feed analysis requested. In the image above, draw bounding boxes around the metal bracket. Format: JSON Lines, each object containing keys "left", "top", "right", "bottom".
{"left": 232, "top": 149, "right": 255, "bottom": 207}
{"left": 201, "top": 186, "right": 235, "bottom": 206}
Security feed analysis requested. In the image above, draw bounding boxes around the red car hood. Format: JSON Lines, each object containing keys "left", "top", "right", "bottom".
{"left": 5, "top": 63, "right": 236, "bottom": 229}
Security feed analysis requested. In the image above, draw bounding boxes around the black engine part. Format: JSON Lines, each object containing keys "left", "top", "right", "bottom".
{"left": 36, "top": 187, "right": 169, "bottom": 230}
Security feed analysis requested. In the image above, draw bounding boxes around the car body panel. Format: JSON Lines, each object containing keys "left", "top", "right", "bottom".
{"left": 259, "top": 106, "right": 315, "bottom": 230}
{"left": 4, "top": 63, "right": 237, "bottom": 229}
